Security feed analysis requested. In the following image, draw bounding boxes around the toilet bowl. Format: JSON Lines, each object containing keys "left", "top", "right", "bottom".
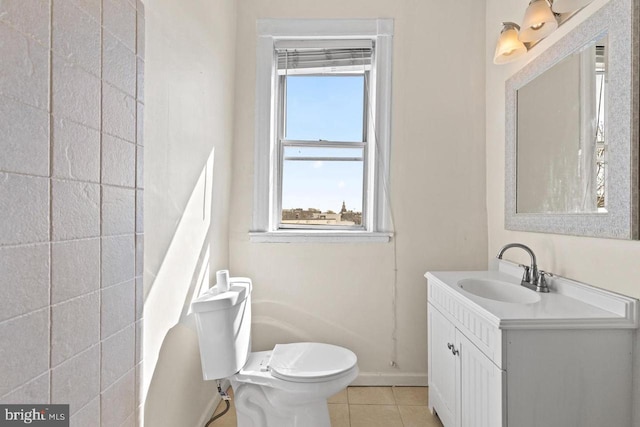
{"left": 191, "top": 275, "right": 359, "bottom": 427}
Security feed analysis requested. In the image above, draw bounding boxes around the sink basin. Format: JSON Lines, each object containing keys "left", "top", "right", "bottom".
{"left": 457, "top": 278, "right": 541, "bottom": 304}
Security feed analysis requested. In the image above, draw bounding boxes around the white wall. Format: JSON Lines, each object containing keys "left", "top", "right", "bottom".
{"left": 229, "top": 0, "right": 488, "bottom": 384}
{"left": 143, "top": 0, "right": 236, "bottom": 425}
{"left": 0, "top": 0, "right": 143, "bottom": 425}
{"left": 485, "top": 0, "right": 640, "bottom": 424}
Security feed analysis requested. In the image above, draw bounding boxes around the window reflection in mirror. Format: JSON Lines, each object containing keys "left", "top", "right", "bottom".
{"left": 516, "top": 34, "right": 607, "bottom": 214}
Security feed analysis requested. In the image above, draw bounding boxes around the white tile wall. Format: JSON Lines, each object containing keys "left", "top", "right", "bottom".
{"left": 102, "top": 134, "right": 136, "bottom": 187}
{"left": 51, "top": 345, "right": 100, "bottom": 414}
{"left": 0, "top": 3, "right": 143, "bottom": 424}
{"left": 134, "top": 362, "right": 143, "bottom": 425}
{"left": 100, "top": 279, "right": 135, "bottom": 338}
{"left": 136, "top": 101, "right": 144, "bottom": 145}
{"left": 0, "top": 373, "right": 50, "bottom": 404}
{"left": 70, "top": 397, "right": 100, "bottom": 427}
{"left": 136, "top": 190, "right": 144, "bottom": 233}
{"left": 51, "top": 179, "right": 101, "bottom": 241}
{"left": 103, "top": 0, "right": 136, "bottom": 52}
{"left": 0, "top": 22, "right": 49, "bottom": 110}
{"left": 52, "top": 56, "right": 101, "bottom": 129}
{"left": 52, "top": 0, "right": 101, "bottom": 76}
{"left": 101, "top": 185, "right": 136, "bottom": 236}
{"left": 0, "top": 309, "right": 50, "bottom": 396}
{"left": 101, "top": 325, "right": 135, "bottom": 390}
{"left": 0, "top": 0, "right": 51, "bottom": 46}
{"left": 0, "top": 243, "right": 50, "bottom": 322}
{"left": 121, "top": 412, "right": 137, "bottom": 427}
{"left": 101, "top": 235, "right": 135, "bottom": 287}
{"left": 102, "top": 82, "right": 136, "bottom": 142}
{"left": 68, "top": 0, "right": 101, "bottom": 22}
{"left": 103, "top": 31, "right": 136, "bottom": 97}
{"left": 136, "top": 59, "right": 144, "bottom": 103}
{"left": 0, "top": 173, "right": 50, "bottom": 245}
{"left": 52, "top": 118, "right": 101, "bottom": 182}
{"left": 135, "top": 234, "right": 143, "bottom": 277}
{"left": 136, "top": 0, "right": 144, "bottom": 58}
{"left": 0, "top": 97, "right": 50, "bottom": 176}
{"left": 51, "top": 238, "right": 100, "bottom": 304}
{"left": 134, "top": 319, "right": 143, "bottom": 362}
{"left": 51, "top": 292, "right": 100, "bottom": 366}
{"left": 100, "top": 368, "right": 135, "bottom": 427}
{"left": 136, "top": 145, "right": 144, "bottom": 188}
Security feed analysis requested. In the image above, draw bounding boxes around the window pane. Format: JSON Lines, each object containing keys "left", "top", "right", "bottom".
{"left": 284, "top": 146, "right": 363, "bottom": 160}
{"left": 281, "top": 156, "right": 363, "bottom": 227}
{"left": 285, "top": 75, "right": 365, "bottom": 142}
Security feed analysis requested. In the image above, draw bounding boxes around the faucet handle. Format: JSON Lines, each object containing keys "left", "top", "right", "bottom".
{"left": 518, "top": 264, "right": 531, "bottom": 283}
{"left": 536, "top": 270, "right": 553, "bottom": 293}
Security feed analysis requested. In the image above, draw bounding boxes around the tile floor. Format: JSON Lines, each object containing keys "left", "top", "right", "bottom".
{"left": 210, "top": 386, "right": 444, "bottom": 427}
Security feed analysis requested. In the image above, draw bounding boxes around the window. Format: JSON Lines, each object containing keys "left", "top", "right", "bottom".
{"left": 252, "top": 19, "right": 393, "bottom": 243}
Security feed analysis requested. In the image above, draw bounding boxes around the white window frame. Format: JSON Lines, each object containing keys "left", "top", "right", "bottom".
{"left": 250, "top": 19, "right": 394, "bottom": 243}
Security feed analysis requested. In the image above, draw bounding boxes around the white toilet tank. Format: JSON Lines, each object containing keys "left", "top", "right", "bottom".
{"left": 191, "top": 277, "right": 252, "bottom": 380}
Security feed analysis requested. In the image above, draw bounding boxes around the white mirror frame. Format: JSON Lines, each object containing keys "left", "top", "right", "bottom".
{"left": 505, "top": 0, "right": 639, "bottom": 239}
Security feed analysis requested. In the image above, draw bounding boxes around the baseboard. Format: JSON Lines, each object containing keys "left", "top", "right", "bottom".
{"left": 195, "top": 379, "right": 231, "bottom": 427}
{"left": 351, "top": 372, "right": 428, "bottom": 386}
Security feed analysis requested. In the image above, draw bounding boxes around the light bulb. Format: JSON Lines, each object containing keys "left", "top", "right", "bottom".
{"left": 520, "top": 0, "right": 558, "bottom": 43}
{"left": 494, "top": 22, "right": 527, "bottom": 65}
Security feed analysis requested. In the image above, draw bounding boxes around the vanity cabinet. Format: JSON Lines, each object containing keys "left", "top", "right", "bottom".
{"left": 427, "top": 305, "right": 457, "bottom": 426}
{"left": 428, "top": 304, "right": 504, "bottom": 427}
{"left": 426, "top": 268, "right": 638, "bottom": 427}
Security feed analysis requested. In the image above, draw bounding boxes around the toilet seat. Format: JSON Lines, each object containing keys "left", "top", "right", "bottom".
{"left": 236, "top": 343, "right": 358, "bottom": 389}
{"left": 268, "top": 343, "right": 358, "bottom": 383}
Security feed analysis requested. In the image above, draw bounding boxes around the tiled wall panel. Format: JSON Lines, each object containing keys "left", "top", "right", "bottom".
{"left": 0, "top": 22, "right": 50, "bottom": 110}
{"left": 0, "top": 244, "right": 50, "bottom": 322}
{"left": 52, "top": 118, "right": 101, "bottom": 182}
{"left": 0, "top": 0, "right": 144, "bottom": 424}
{"left": 0, "top": 99, "right": 50, "bottom": 176}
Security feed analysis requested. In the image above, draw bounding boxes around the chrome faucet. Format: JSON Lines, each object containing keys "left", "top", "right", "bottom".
{"left": 496, "top": 243, "right": 549, "bottom": 293}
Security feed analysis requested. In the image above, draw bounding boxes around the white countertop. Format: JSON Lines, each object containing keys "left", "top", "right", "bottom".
{"left": 426, "top": 263, "right": 638, "bottom": 329}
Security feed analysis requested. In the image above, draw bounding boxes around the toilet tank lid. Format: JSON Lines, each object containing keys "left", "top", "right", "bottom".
{"left": 191, "top": 279, "right": 252, "bottom": 313}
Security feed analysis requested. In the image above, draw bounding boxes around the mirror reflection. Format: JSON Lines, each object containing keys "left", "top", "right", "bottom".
{"left": 516, "top": 35, "right": 607, "bottom": 214}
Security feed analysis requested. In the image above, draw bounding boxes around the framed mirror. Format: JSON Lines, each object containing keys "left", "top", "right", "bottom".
{"left": 505, "top": 0, "right": 639, "bottom": 239}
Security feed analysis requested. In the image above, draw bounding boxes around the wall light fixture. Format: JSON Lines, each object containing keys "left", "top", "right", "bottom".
{"left": 494, "top": 22, "right": 528, "bottom": 64}
{"left": 519, "top": 0, "right": 558, "bottom": 43}
{"left": 493, "top": 0, "right": 595, "bottom": 65}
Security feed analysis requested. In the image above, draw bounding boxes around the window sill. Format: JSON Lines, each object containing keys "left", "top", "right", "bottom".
{"left": 249, "top": 230, "right": 393, "bottom": 243}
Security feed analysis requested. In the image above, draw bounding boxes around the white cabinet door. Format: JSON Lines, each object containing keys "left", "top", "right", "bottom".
{"left": 457, "top": 331, "right": 505, "bottom": 427}
{"left": 428, "top": 305, "right": 458, "bottom": 427}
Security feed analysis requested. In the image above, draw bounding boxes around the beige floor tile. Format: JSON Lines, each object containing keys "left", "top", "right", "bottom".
{"left": 328, "top": 403, "right": 350, "bottom": 427}
{"left": 347, "top": 386, "right": 396, "bottom": 405}
{"left": 392, "top": 386, "right": 429, "bottom": 406}
{"left": 328, "top": 388, "right": 348, "bottom": 404}
{"left": 349, "top": 404, "right": 403, "bottom": 427}
{"left": 398, "top": 405, "right": 444, "bottom": 427}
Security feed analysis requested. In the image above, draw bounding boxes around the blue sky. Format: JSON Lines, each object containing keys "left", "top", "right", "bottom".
{"left": 282, "top": 75, "right": 365, "bottom": 213}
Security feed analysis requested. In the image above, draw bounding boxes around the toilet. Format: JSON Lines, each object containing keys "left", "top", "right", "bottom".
{"left": 191, "top": 273, "right": 359, "bottom": 427}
